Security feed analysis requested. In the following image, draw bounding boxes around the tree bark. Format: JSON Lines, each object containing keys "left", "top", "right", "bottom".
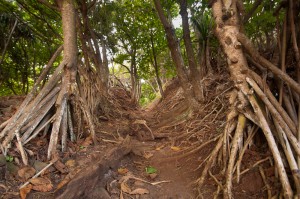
{"left": 179, "top": 0, "right": 204, "bottom": 102}
{"left": 130, "top": 49, "right": 139, "bottom": 104}
{"left": 205, "top": 39, "right": 212, "bottom": 73}
{"left": 48, "top": 0, "right": 77, "bottom": 159}
{"left": 153, "top": 0, "right": 195, "bottom": 105}
{"left": 61, "top": 0, "right": 77, "bottom": 84}
{"left": 79, "top": 0, "right": 107, "bottom": 92}
{"left": 101, "top": 38, "right": 110, "bottom": 89}
{"left": 0, "top": 18, "right": 18, "bottom": 66}
{"left": 150, "top": 30, "right": 164, "bottom": 98}
{"left": 211, "top": 0, "right": 293, "bottom": 198}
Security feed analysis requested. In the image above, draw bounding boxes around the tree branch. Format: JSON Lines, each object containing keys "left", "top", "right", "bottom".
{"left": 243, "top": 0, "right": 263, "bottom": 23}
{"left": 37, "top": 0, "right": 60, "bottom": 11}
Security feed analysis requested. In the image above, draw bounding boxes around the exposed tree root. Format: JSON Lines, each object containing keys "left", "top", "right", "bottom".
{"left": 160, "top": 134, "right": 222, "bottom": 162}
{"left": 259, "top": 166, "right": 272, "bottom": 199}
{"left": 196, "top": 0, "right": 300, "bottom": 198}
{"left": 0, "top": 1, "right": 102, "bottom": 162}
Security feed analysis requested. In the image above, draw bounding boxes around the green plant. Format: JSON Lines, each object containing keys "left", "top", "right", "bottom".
{"left": 6, "top": 155, "right": 13, "bottom": 162}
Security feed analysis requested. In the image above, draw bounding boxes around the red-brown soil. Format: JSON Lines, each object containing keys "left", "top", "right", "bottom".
{"left": 0, "top": 72, "right": 277, "bottom": 199}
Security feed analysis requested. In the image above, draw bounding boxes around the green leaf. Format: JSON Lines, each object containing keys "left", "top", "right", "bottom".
{"left": 145, "top": 166, "right": 157, "bottom": 174}
{"left": 6, "top": 155, "right": 13, "bottom": 162}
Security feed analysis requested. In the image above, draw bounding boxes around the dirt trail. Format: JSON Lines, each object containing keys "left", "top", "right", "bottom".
{"left": 0, "top": 73, "right": 269, "bottom": 198}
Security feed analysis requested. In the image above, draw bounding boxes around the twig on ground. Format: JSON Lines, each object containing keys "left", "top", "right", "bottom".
{"left": 209, "top": 170, "right": 223, "bottom": 189}
{"left": 233, "top": 157, "right": 270, "bottom": 180}
{"left": 163, "top": 134, "right": 222, "bottom": 161}
{"left": 19, "top": 157, "right": 58, "bottom": 189}
{"left": 259, "top": 166, "right": 272, "bottom": 199}
{"left": 130, "top": 175, "right": 171, "bottom": 186}
{"left": 15, "top": 132, "right": 28, "bottom": 165}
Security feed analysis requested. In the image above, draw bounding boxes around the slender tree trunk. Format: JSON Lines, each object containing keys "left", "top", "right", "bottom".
{"left": 48, "top": 0, "right": 77, "bottom": 159}
{"left": 153, "top": 0, "right": 196, "bottom": 105}
{"left": 130, "top": 52, "right": 139, "bottom": 104}
{"left": 179, "top": 0, "right": 204, "bottom": 102}
{"left": 205, "top": 39, "right": 212, "bottom": 73}
{"left": 101, "top": 38, "right": 110, "bottom": 89}
{"left": 0, "top": 18, "right": 18, "bottom": 66}
{"left": 190, "top": 8, "right": 202, "bottom": 74}
{"left": 243, "top": 0, "right": 263, "bottom": 23}
{"left": 150, "top": 31, "right": 164, "bottom": 98}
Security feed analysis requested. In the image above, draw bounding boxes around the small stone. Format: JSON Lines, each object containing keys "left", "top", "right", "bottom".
{"left": 6, "top": 162, "right": 19, "bottom": 177}
{"left": 34, "top": 160, "right": 55, "bottom": 173}
{"left": 34, "top": 161, "right": 48, "bottom": 172}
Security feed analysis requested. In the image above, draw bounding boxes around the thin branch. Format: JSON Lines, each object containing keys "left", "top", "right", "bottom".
{"left": 19, "top": 157, "right": 58, "bottom": 189}
{"left": 0, "top": 18, "right": 18, "bottom": 66}
{"left": 37, "top": 0, "right": 60, "bottom": 11}
{"left": 243, "top": 0, "right": 263, "bottom": 23}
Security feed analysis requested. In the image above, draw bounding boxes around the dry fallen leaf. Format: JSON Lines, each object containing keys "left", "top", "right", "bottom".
{"left": 18, "top": 166, "right": 36, "bottom": 182}
{"left": 155, "top": 144, "right": 165, "bottom": 151}
{"left": 149, "top": 173, "right": 158, "bottom": 179}
{"left": 118, "top": 168, "right": 129, "bottom": 175}
{"left": 81, "top": 135, "right": 93, "bottom": 147}
{"left": 56, "top": 168, "right": 81, "bottom": 190}
{"left": 65, "top": 159, "right": 76, "bottom": 168}
{"left": 143, "top": 152, "right": 153, "bottom": 159}
{"left": 120, "top": 182, "right": 131, "bottom": 194}
{"left": 29, "top": 177, "right": 53, "bottom": 192}
{"left": 54, "top": 160, "right": 68, "bottom": 174}
{"left": 170, "top": 146, "right": 181, "bottom": 151}
{"left": 20, "top": 184, "right": 32, "bottom": 199}
{"left": 130, "top": 188, "right": 149, "bottom": 195}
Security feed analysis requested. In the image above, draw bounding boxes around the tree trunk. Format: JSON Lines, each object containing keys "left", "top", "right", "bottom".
{"left": 0, "top": 0, "right": 99, "bottom": 164}
{"left": 79, "top": 0, "right": 107, "bottom": 92}
{"left": 101, "top": 38, "right": 110, "bottom": 89}
{"left": 130, "top": 52, "right": 139, "bottom": 104}
{"left": 150, "top": 31, "right": 164, "bottom": 98}
{"left": 179, "top": 0, "right": 204, "bottom": 102}
{"left": 48, "top": 0, "right": 77, "bottom": 159}
{"left": 61, "top": 0, "right": 77, "bottom": 93}
{"left": 0, "top": 18, "right": 18, "bottom": 67}
{"left": 153, "top": 0, "right": 196, "bottom": 105}
{"left": 190, "top": 8, "right": 203, "bottom": 75}
{"left": 205, "top": 39, "right": 212, "bottom": 73}
{"left": 209, "top": 0, "right": 294, "bottom": 198}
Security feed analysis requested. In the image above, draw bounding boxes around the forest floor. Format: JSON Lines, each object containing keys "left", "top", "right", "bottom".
{"left": 0, "top": 71, "right": 275, "bottom": 199}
